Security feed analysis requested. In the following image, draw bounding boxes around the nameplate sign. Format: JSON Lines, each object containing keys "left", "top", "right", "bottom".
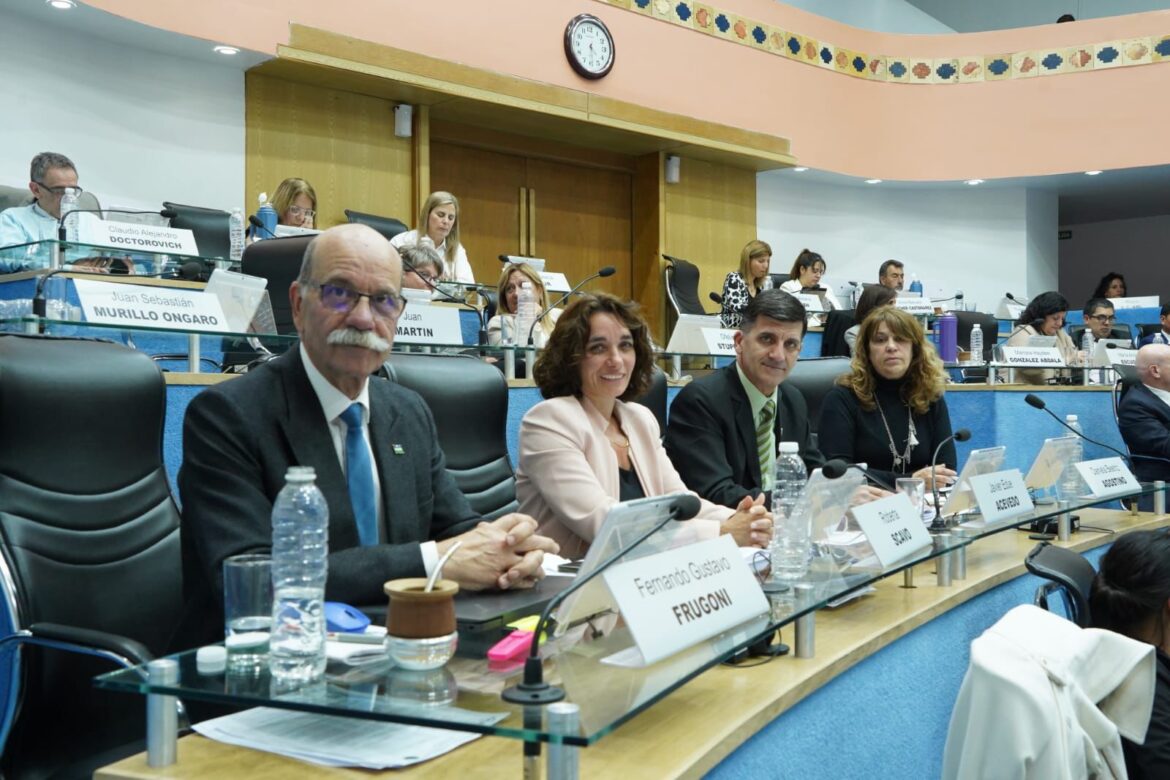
{"left": 895, "top": 297, "right": 935, "bottom": 316}
{"left": 1103, "top": 348, "right": 1138, "bottom": 367}
{"left": 78, "top": 216, "right": 198, "bottom": 256}
{"left": 795, "top": 293, "right": 824, "bottom": 312}
{"left": 1074, "top": 457, "right": 1141, "bottom": 499}
{"left": 1111, "top": 295, "right": 1159, "bottom": 310}
{"left": 539, "top": 271, "right": 570, "bottom": 293}
{"left": 998, "top": 346, "right": 1065, "bottom": 367}
{"left": 394, "top": 304, "right": 463, "bottom": 345}
{"left": 850, "top": 493, "right": 932, "bottom": 567}
{"left": 700, "top": 327, "right": 737, "bottom": 356}
{"left": 74, "top": 279, "right": 229, "bottom": 331}
{"left": 968, "top": 469, "right": 1034, "bottom": 524}
{"left": 603, "top": 534, "right": 768, "bottom": 666}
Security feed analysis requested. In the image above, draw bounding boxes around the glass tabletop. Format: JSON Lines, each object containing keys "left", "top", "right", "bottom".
{"left": 0, "top": 238, "right": 230, "bottom": 269}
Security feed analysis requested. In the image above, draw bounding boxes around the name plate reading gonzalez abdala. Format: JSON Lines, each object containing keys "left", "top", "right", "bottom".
{"left": 998, "top": 346, "right": 1065, "bottom": 367}
{"left": 602, "top": 534, "right": 768, "bottom": 666}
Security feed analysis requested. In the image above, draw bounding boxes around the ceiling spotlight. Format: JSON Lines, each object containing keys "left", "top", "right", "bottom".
{"left": 864, "top": 178, "right": 882, "bottom": 184}
{"left": 792, "top": 167, "right": 809, "bottom": 172}
{"left": 1084, "top": 170, "right": 1103, "bottom": 176}
{"left": 964, "top": 179, "right": 984, "bottom": 186}
{"left": 213, "top": 45, "right": 240, "bottom": 55}
{"left": 46, "top": 0, "right": 76, "bottom": 9}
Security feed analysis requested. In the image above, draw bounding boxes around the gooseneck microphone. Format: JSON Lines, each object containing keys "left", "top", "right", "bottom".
{"left": 400, "top": 257, "right": 489, "bottom": 345}
{"left": 501, "top": 493, "right": 701, "bottom": 706}
{"left": 247, "top": 214, "right": 278, "bottom": 239}
{"left": 821, "top": 459, "right": 895, "bottom": 492}
{"left": 929, "top": 428, "right": 972, "bottom": 529}
{"left": 1006, "top": 292, "right": 1030, "bottom": 305}
{"left": 525, "top": 266, "right": 617, "bottom": 346}
{"left": 1022, "top": 394, "right": 1162, "bottom": 467}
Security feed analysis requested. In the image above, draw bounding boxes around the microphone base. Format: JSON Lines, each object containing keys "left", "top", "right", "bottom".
{"left": 501, "top": 680, "right": 566, "bottom": 705}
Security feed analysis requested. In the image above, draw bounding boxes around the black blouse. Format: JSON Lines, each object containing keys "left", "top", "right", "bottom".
{"left": 618, "top": 465, "right": 645, "bottom": 503}
{"left": 817, "top": 376, "right": 956, "bottom": 488}
{"left": 1123, "top": 648, "right": 1170, "bottom": 779}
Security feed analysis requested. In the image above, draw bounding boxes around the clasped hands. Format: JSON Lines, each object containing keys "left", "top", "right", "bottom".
{"left": 720, "top": 492, "right": 773, "bottom": 548}
{"left": 439, "top": 514, "right": 559, "bottom": 591}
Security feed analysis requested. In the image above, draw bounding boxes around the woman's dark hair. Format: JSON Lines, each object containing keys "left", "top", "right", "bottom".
{"left": 787, "top": 249, "right": 825, "bottom": 281}
{"left": 1090, "top": 529, "right": 1170, "bottom": 643}
{"left": 1017, "top": 291, "right": 1069, "bottom": 326}
{"left": 533, "top": 293, "right": 655, "bottom": 401}
{"left": 854, "top": 284, "right": 897, "bottom": 324}
{"left": 1091, "top": 272, "right": 1127, "bottom": 299}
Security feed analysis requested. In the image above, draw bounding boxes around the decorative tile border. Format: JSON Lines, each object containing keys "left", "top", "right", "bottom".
{"left": 598, "top": 0, "right": 1170, "bottom": 84}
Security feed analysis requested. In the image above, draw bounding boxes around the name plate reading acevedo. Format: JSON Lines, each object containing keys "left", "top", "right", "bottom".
{"left": 393, "top": 304, "right": 463, "bottom": 345}
{"left": 700, "top": 327, "right": 737, "bottom": 356}
{"left": 998, "top": 346, "right": 1065, "bottom": 367}
{"left": 1074, "top": 457, "right": 1141, "bottom": 498}
{"left": 74, "top": 278, "right": 229, "bottom": 331}
{"left": 968, "top": 469, "right": 1034, "bottom": 524}
{"left": 850, "top": 493, "right": 933, "bottom": 567}
{"left": 602, "top": 534, "right": 768, "bottom": 666}
{"left": 895, "top": 297, "right": 935, "bottom": 316}
{"left": 78, "top": 216, "right": 198, "bottom": 256}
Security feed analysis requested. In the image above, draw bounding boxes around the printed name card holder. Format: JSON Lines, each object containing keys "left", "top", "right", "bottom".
{"left": 967, "top": 470, "right": 1035, "bottom": 526}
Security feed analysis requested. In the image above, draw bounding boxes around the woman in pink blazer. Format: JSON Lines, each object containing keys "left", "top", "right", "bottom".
{"left": 516, "top": 293, "right": 772, "bottom": 560}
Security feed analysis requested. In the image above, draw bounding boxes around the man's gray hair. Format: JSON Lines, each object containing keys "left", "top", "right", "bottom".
{"left": 30, "top": 152, "right": 76, "bottom": 183}
{"left": 741, "top": 289, "right": 808, "bottom": 336}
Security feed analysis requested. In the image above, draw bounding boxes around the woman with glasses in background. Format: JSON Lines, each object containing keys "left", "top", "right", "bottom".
{"left": 270, "top": 178, "right": 317, "bottom": 229}
{"left": 487, "top": 263, "right": 561, "bottom": 347}
{"left": 399, "top": 244, "right": 445, "bottom": 292}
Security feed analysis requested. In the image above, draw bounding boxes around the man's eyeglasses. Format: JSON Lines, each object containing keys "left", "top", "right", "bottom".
{"left": 305, "top": 282, "right": 405, "bottom": 319}
{"left": 287, "top": 205, "right": 316, "bottom": 218}
{"left": 33, "top": 181, "right": 83, "bottom": 196}
{"left": 1089, "top": 314, "right": 1117, "bottom": 324}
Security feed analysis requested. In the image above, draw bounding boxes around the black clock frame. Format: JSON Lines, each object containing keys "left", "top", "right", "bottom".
{"left": 564, "top": 13, "right": 614, "bottom": 80}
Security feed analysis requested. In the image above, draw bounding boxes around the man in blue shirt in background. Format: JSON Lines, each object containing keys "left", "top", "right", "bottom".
{"left": 0, "top": 151, "right": 80, "bottom": 272}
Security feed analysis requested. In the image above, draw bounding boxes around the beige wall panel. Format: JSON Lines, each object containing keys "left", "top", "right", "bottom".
{"left": 245, "top": 72, "right": 413, "bottom": 230}
{"left": 664, "top": 159, "right": 757, "bottom": 319}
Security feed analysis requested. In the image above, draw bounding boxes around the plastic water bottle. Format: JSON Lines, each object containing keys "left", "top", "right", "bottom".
{"left": 908, "top": 274, "right": 923, "bottom": 296}
{"left": 969, "top": 323, "right": 983, "bottom": 365}
{"left": 269, "top": 466, "right": 329, "bottom": 683}
{"left": 770, "top": 442, "right": 810, "bottom": 582}
{"left": 515, "top": 281, "right": 537, "bottom": 346}
{"left": 256, "top": 192, "right": 278, "bottom": 240}
{"left": 1057, "top": 415, "right": 1085, "bottom": 501}
{"left": 1081, "top": 328, "right": 1094, "bottom": 367}
{"left": 761, "top": 275, "right": 774, "bottom": 292}
{"left": 60, "top": 187, "right": 80, "bottom": 243}
{"left": 228, "top": 207, "right": 245, "bottom": 267}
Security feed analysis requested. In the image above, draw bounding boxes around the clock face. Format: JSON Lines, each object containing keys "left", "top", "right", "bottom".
{"left": 565, "top": 14, "right": 614, "bottom": 79}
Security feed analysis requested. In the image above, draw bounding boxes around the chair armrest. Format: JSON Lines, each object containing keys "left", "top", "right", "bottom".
{"left": 28, "top": 622, "right": 153, "bottom": 667}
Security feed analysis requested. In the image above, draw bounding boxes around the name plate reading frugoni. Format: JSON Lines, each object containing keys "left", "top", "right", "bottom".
{"left": 1075, "top": 457, "right": 1141, "bottom": 499}
{"left": 74, "top": 279, "right": 229, "bottom": 331}
{"left": 998, "top": 346, "right": 1065, "bottom": 367}
{"left": 393, "top": 305, "right": 463, "bottom": 345}
{"left": 603, "top": 534, "right": 768, "bottom": 666}
{"left": 850, "top": 493, "right": 932, "bottom": 567}
{"left": 968, "top": 469, "right": 1034, "bottom": 524}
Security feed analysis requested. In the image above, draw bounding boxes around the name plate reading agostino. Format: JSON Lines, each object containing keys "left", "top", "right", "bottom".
{"left": 74, "top": 279, "right": 229, "bottom": 331}
{"left": 602, "top": 534, "right": 768, "bottom": 665}
{"left": 895, "top": 297, "right": 935, "bottom": 316}
{"left": 393, "top": 304, "right": 463, "bottom": 345}
{"left": 850, "top": 493, "right": 932, "bottom": 567}
{"left": 700, "top": 327, "right": 737, "bottom": 356}
{"left": 78, "top": 215, "right": 199, "bottom": 256}
{"left": 998, "top": 346, "right": 1065, "bottom": 367}
{"left": 968, "top": 469, "right": 1034, "bottom": 524}
{"left": 1074, "top": 457, "right": 1141, "bottom": 498}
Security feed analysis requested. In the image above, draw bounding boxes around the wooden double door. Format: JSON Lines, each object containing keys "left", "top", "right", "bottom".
{"left": 431, "top": 141, "right": 632, "bottom": 298}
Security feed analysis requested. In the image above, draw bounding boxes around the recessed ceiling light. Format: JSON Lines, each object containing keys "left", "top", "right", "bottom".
{"left": 864, "top": 178, "right": 882, "bottom": 184}
{"left": 792, "top": 167, "right": 808, "bottom": 172}
{"left": 964, "top": 179, "right": 985, "bottom": 185}
{"left": 1084, "top": 170, "right": 1103, "bottom": 176}
{"left": 213, "top": 45, "right": 240, "bottom": 55}
{"left": 46, "top": 0, "right": 76, "bottom": 9}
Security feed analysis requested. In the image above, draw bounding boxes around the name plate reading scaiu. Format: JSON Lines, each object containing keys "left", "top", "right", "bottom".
{"left": 78, "top": 215, "right": 198, "bottom": 256}
{"left": 393, "top": 305, "right": 463, "bottom": 345}
{"left": 74, "top": 279, "right": 229, "bottom": 331}
{"left": 968, "top": 469, "right": 1034, "bottom": 524}
{"left": 700, "top": 327, "right": 737, "bottom": 356}
{"left": 1075, "top": 457, "right": 1141, "bottom": 498}
{"left": 603, "top": 535, "right": 768, "bottom": 666}
{"left": 850, "top": 493, "right": 932, "bottom": 567}
{"left": 998, "top": 346, "right": 1065, "bottom": 367}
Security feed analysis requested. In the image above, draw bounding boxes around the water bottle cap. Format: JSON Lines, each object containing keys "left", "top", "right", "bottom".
{"left": 258, "top": 192, "right": 268, "bottom": 205}
{"left": 1066, "top": 414, "right": 1078, "bottom": 422}
{"left": 285, "top": 466, "right": 317, "bottom": 482}
{"left": 778, "top": 441, "right": 799, "bottom": 454}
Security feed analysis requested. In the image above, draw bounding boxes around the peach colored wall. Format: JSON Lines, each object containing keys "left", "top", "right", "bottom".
{"left": 87, "top": 0, "right": 1170, "bottom": 181}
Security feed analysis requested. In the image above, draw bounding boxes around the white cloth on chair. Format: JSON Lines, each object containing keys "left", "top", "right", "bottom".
{"left": 943, "top": 604, "right": 1156, "bottom": 780}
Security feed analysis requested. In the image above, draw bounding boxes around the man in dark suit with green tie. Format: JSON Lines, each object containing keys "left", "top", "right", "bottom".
{"left": 176, "top": 224, "right": 556, "bottom": 647}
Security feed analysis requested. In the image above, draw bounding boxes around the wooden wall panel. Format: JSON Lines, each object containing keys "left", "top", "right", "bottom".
{"left": 632, "top": 152, "right": 665, "bottom": 342}
{"left": 245, "top": 72, "right": 413, "bottom": 230}
{"left": 663, "top": 159, "right": 757, "bottom": 321}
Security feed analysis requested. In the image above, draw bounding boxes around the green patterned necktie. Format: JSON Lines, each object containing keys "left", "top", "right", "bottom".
{"left": 757, "top": 398, "right": 776, "bottom": 490}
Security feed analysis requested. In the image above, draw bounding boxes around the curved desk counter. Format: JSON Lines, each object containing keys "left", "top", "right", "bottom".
{"left": 96, "top": 508, "right": 1169, "bottom": 779}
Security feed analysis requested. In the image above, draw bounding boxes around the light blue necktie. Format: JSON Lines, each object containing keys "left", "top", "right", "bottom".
{"left": 340, "top": 403, "right": 378, "bottom": 546}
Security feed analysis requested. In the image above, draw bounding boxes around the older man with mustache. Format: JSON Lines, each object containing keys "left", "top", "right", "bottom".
{"left": 174, "top": 224, "right": 557, "bottom": 649}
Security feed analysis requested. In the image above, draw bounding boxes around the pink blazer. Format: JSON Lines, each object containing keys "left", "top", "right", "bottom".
{"left": 516, "top": 395, "right": 731, "bottom": 559}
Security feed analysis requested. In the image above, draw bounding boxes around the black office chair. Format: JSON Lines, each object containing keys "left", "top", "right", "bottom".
{"left": 663, "top": 254, "right": 712, "bottom": 317}
{"left": 164, "top": 201, "right": 230, "bottom": 261}
{"left": 381, "top": 353, "right": 517, "bottom": 519}
{"left": 0, "top": 334, "right": 184, "bottom": 779}
{"left": 1069, "top": 324, "right": 1133, "bottom": 346}
{"left": 783, "top": 357, "right": 851, "bottom": 440}
{"left": 1025, "top": 542, "right": 1095, "bottom": 628}
{"left": 820, "top": 310, "right": 856, "bottom": 358}
{"left": 344, "top": 209, "right": 409, "bottom": 241}
{"left": 1135, "top": 323, "right": 1163, "bottom": 344}
{"left": 631, "top": 366, "right": 668, "bottom": 436}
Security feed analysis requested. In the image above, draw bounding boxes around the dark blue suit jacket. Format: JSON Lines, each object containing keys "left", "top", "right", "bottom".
{"left": 1117, "top": 382, "right": 1170, "bottom": 484}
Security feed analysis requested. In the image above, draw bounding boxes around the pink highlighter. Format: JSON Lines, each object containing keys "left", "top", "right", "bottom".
{"left": 487, "top": 629, "right": 535, "bottom": 662}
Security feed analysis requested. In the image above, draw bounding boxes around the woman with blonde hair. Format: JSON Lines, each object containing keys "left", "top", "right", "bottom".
{"left": 817, "top": 306, "right": 957, "bottom": 490}
{"left": 487, "top": 262, "right": 561, "bottom": 347}
{"left": 719, "top": 239, "right": 773, "bottom": 329}
{"left": 269, "top": 178, "right": 317, "bottom": 228}
{"left": 390, "top": 191, "right": 474, "bottom": 283}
